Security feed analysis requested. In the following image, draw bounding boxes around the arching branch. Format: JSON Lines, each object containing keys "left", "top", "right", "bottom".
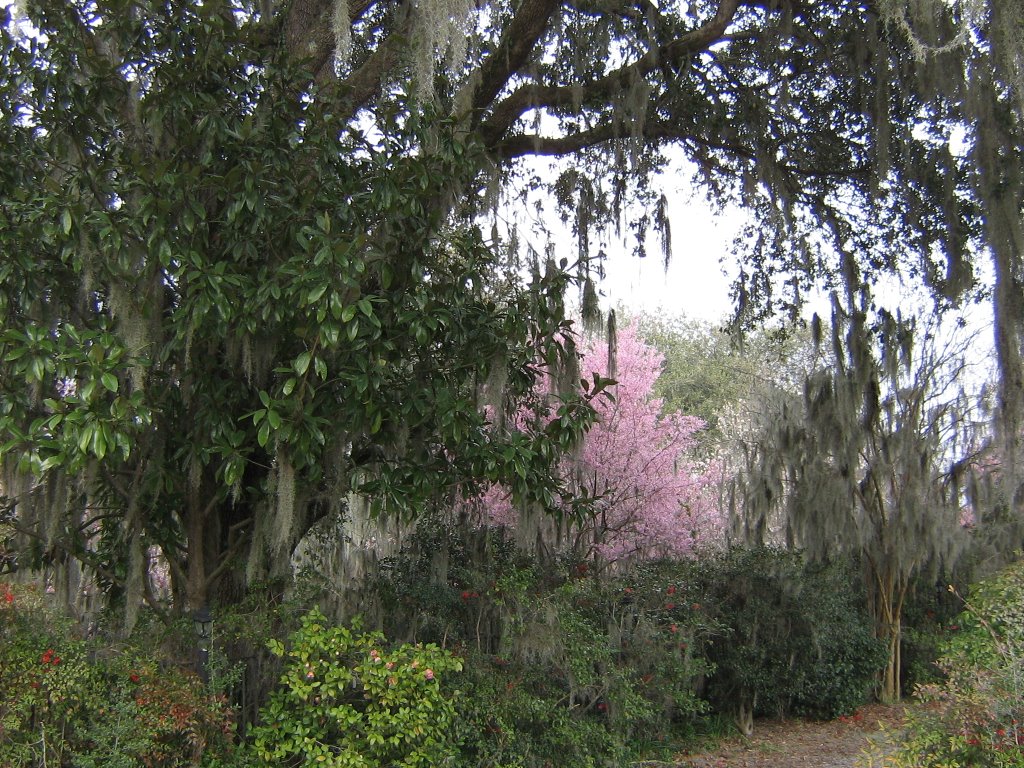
{"left": 478, "top": 0, "right": 743, "bottom": 146}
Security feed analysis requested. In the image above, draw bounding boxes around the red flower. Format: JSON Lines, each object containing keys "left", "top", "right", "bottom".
{"left": 669, "top": 623, "right": 678, "bottom": 633}
{"left": 666, "top": 585, "right": 676, "bottom": 595}
{"left": 461, "top": 590, "right": 472, "bottom": 600}
{"left": 130, "top": 673, "right": 141, "bottom": 683}
{"left": 597, "top": 702, "right": 608, "bottom": 712}
{"left": 665, "top": 602, "right": 676, "bottom": 610}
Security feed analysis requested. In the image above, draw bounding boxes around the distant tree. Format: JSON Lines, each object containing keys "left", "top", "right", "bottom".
{"left": 734, "top": 274, "right": 985, "bottom": 702}
{"left": 633, "top": 312, "right": 822, "bottom": 454}
{"left": 483, "top": 322, "right": 721, "bottom": 563}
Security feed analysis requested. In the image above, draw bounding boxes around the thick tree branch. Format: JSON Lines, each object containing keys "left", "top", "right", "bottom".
{"left": 285, "top": 0, "right": 387, "bottom": 85}
{"left": 479, "top": 0, "right": 742, "bottom": 147}
{"left": 456, "top": 0, "right": 566, "bottom": 119}
{"left": 332, "top": 18, "right": 411, "bottom": 116}
{"left": 493, "top": 120, "right": 871, "bottom": 182}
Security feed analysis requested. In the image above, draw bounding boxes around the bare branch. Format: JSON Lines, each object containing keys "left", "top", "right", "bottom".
{"left": 493, "top": 120, "right": 871, "bottom": 183}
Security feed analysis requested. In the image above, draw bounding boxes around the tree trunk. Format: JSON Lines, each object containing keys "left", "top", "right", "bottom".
{"left": 871, "top": 562, "right": 908, "bottom": 704}
{"left": 184, "top": 484, "right": 210, "bottom": 613}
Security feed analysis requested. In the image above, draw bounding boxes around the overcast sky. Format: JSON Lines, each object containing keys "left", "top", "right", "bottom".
{"left": 599, "top": 201, "right": 739, "bottom": 323}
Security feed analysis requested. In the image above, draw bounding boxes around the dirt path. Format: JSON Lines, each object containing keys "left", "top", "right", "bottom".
{"left": 658, "top": 704, "right": 908, "bottom": 768}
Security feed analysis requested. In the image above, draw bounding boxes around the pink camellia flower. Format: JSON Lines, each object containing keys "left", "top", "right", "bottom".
{"left": 424, "top": 669, "right": 434, "bottom": 681}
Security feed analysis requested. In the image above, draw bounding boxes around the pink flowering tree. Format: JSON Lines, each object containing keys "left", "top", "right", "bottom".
{"left": 481, "top": 322, "right": 722, "bottom": 562}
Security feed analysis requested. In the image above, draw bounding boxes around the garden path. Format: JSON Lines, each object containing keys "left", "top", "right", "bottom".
{"left": 651, "top": 703, "right": 909, "bottom": 768}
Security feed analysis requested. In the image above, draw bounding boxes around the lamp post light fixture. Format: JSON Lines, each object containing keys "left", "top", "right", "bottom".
{"left": 193, "top": 605, "right": 212, "bottom": 684}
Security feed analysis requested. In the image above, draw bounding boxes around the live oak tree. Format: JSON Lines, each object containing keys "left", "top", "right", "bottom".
{"left": 1, "top": 0, "right": 1022, "bottom": 620}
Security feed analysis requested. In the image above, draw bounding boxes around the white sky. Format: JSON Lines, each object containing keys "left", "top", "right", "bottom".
{"left": 599, "top": 198, "right": 739, "bottom": 323}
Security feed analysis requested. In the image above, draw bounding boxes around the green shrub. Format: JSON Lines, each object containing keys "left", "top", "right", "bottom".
{"left": 450, "top": 561, "right": 716, "bottom": 767}
{"left": 455, "top": 655, "right": 630, "bottom": 768}
{"left": 247, "top": 607, "right": 462, "bottom": 768}
{"left": 695, "top": 548, "right": 884, "bottom": 720}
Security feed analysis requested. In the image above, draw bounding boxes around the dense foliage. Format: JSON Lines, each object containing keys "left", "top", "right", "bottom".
{"left": 696, "top": 548, "right": 884, "bottom": 728}
{"left": 0, "top": 581, "right": 235, "bottom": 767}
{"left": 2, "top": 543, "right": 891, "bottom": 766}
{"left": 2, "top": 0, "right": 1023, "bottom": 623}
{"left": 0, "top": 1, "right": 606, "bottom": 617}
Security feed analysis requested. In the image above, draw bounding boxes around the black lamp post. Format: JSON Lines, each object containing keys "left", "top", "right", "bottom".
{"left": 193, "top": 605, "right": 212, "bottom": 684}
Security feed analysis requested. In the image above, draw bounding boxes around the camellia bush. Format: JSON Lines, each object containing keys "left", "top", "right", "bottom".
{"left": 247, "top": 608, "right": 463, "bottom": 768}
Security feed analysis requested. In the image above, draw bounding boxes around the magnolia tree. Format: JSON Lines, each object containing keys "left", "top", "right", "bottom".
{"left": 483, "top": 323, "right": 722, "bottom": 563}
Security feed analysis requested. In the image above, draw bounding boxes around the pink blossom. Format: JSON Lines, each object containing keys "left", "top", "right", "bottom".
{"left": 474, "top": 323, "right": 723, "bottom": 560}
